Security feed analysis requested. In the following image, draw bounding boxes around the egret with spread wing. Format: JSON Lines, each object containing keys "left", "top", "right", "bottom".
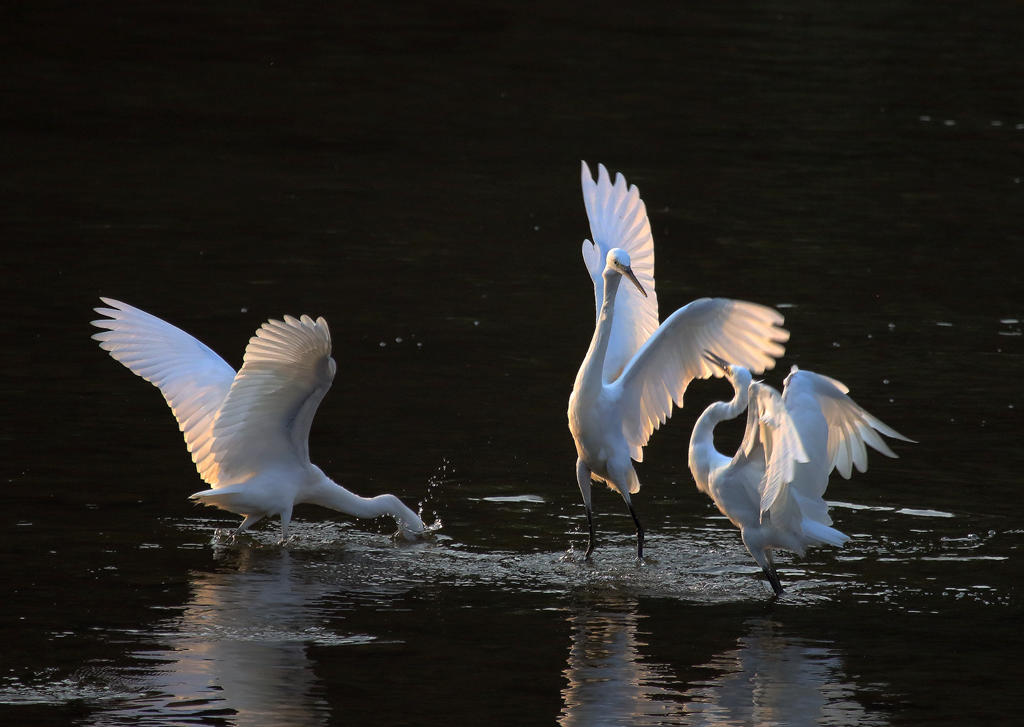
{"left": 92, "top": 298, "right": 426, "bottom": 540}
{"left": 689, "top": 353, "right": 913, "bottom": 594}
{"left": 567, "top": 163, "right": 790, "bottom": 560}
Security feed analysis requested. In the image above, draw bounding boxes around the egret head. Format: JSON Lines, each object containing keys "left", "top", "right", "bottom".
{"left": 703, "top": 350, "right": 750, "bottom": 383}
{"left": 605, "top": 248, "right": 648, "bottom": 297}
{"left": 783, "top": 364, "right": 800, "bottom": 388}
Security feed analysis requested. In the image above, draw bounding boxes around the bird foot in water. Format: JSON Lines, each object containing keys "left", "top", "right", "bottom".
{"left": 762, "top": 566, "right": 785, "bottom": 596}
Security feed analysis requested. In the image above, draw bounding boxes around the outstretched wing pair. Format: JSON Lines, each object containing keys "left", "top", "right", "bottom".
{"left": 579, "top": 162, "right": 788, "bottom": 464}
{"left": 92, "top": 298, "right": 335, "bottom": 489}
{"left": 729, "top": 365, "right": 914, "bottom": 532}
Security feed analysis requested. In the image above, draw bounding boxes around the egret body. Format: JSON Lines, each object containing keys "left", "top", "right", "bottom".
{"left": 92, "top": 298, "right": 426, "bottom": 540}
{"left": 689, "top": 353, "right": 913, "bottom": 594}
{"left": 567, "top": 163, "right": 790, "bottom": 559}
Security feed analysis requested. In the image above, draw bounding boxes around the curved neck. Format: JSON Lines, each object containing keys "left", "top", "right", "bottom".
{"left": 307, "top": 468, "right": 425, "bottom": 534}
{"left": 575, "top": 271, "right": 621, "bottom": 395}
{"left": 689, "top": 376, "right": 750, "bottom": 487}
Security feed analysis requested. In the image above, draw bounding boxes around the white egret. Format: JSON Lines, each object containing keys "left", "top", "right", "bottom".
{"left": 567, "top": 163, "right": 790, "bottom": 559}
{"left": 91, "top": 298, "right": 426, "bottom": 540}
{"left": 689, "top": 352, "right": 914, "bottom": 594}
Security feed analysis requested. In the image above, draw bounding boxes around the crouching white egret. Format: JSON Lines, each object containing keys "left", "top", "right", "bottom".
{"left": 689, "top": 352, "right": 914, "bottom": 594}
{"left": 91, "top": 298, "right": 426, "bottom": 540}
{"left": 567, "top": 163, "right": 790, "bottom": 560}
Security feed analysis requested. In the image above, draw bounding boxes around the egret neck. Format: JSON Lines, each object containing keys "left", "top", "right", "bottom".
{"left": 306, "top": 466, "right": 425, "bottom": 536}
{"left": 575, "top": 269, "right": 624, "bottom": 397}
{"left": 688, "top": 366, "right": 752, "bottom": 488}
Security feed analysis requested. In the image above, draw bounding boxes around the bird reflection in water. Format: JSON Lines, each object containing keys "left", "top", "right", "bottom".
{"left": 94, "top": 547, "right": 356, "bottom": 726}
{"left": 559, "top": 596, "right": 888, "bottom": 726}
{"left": 559, "top": 597, "right": 687, "bottom": 726}
{"left": 681, "top": 619, "right": 888, "bottom": 727}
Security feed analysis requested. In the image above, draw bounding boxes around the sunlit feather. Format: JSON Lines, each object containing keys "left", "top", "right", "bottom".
{"left": 568, "top": 164, "right": 789, "bottom": 560}
{"left": 92, "top": 299, "right": 425, "bottom": 539}
{"left": 688, "top": 359, "right": 913, "bottom": 595}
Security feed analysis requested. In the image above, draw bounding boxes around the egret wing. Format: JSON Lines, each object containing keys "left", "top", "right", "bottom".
{"left": 580, "top": 161, "right": 659, "bottom": 382}
{"left": 783, "top": 367, "right": 914, "bottom": 480}
{"left": 210, "top": 315, "right": 336, "bottom": 486}
{"left": 615, "top": 298, "right": 789, "bottom": 460}
{"left": 745, "top": 383, "right": 812, "bottom": 517}
{"left": 91, "top": 297, "right": 236, "bottom": 485}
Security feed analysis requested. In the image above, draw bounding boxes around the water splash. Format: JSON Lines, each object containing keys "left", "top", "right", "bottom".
{"left": 416, "top": 457, "right": 453, "bottom": 530}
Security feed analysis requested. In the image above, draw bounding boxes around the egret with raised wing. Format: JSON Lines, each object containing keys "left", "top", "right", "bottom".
{"left": 567, "top": 163, "right": 790, "bottom": 560}
{"left": 91, "top": 298, "right": 426, "bottom": 540}
{"left": 689, "top": 352, "right": 913, "bottom": 594}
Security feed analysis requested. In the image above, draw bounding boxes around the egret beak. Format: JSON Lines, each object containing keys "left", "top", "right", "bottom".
{"left": 623, "top": 266, "right": 648, "bottom": 298}
{"left": 703, "top": 350, "right": 731, "bottom": 373}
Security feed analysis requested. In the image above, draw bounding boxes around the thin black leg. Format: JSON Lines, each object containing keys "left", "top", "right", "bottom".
{"left": 626, "top": 502, "right": 644, "bottom": 560}
{"left": 763, "top": 565, "right": 784, "bottom": 596}
{"left": 584, "top": 508, "right": 596, "bottom": 560}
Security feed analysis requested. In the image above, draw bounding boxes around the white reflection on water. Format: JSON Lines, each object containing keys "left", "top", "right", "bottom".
{"left": 559, "top": 598, "right": 688, "bottom": 725}
{"left": 680, "top": 619, "right": 887, "bottom": 727}
{"left": 90, "top": 546, "right": 370, "bottom": 726}
{"left": 559, "top": 597, "right": 887, "bottom": 727}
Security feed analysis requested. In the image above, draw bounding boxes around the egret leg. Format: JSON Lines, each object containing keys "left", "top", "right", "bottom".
{"left": 625, "top": 499, "right": 645, "bottom": 560}
{"left": 234, "top": 514, "right": 262, "bottom": 535}
{"left": 765, "top": 550, "right": 784, "bottom": 595}
{"left": 762, "top": 565, "right": 784, "bottom": 596}
{"left": 576, "top": 459, "right": 596, "bottom": 560}
{"left": 609, "top": 459, "right": 644, "bottom": 560}
{"left": 745, "top": 537, "right": 785, "bottom": 596}
{"left": 278, "top": 506, "right": 293, "bottom": 545}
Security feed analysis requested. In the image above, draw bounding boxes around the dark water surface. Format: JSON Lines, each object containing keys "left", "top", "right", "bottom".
{"left": 3, "top": 1, "right": 1022, "bottom": 725}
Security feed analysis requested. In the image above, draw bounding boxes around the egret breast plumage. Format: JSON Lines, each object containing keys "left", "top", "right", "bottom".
{"left": 689, "top": 353, "right": 914, "bottom": 594}
{"left": 91, "top": 298, "right": 426, "bottom": 540}
{"left": 567, "top": 163, "right": 790, "bottom": 559}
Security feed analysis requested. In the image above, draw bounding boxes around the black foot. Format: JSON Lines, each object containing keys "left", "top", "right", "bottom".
{"left": 583, "top": 511, "right": 596, "bottom": 561}
{"left": 626, "top": 502, "right": 645, "bottom": 561}
{"left": 762, "top": 566, "right": 784, "bottom": 596}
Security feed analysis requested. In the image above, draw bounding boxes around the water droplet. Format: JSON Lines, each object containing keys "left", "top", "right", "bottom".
{"left": 395, "top": 337, "right": 403, "bottom": 343}
{"left": 240, "top": 307, "right": 248, "bottom": 313}
{"left": 473, "top": 321, "right": 480, "bottom": 326}
{"left": 943, "top": 119, "right": 956, "bottom": 126}
{"left": 882, "top": 378, "right": 890, "bottom": 385}
{"left": 919, "top": 115, "right": 931, "bottom": 122}
{"left": 991, "top": 120, "right": 1003, "bottom": 127}
{"left": 887, "top": 322, "right": 896, "bottom": 330}
{"left": 832, "top": 341, "right": 841, "bottom": 348}
{"left": 379, "top": 341, "right": 386, "bottom": 347}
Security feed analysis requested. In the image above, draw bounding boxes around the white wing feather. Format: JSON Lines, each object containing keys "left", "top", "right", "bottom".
{"left": 783, "top": 366, "right": 914, "bottom": 480}
{"left": 745, "top": 383, "right": 811, "bottom": 517}
{"left": 91, "top": 297, "right": 236, "bottom": 485}
{"left": 580, "top": 161, "right": 659, "bottom": 382}
{"left": 210, "top": 315, "right": 336, "bottom": 486}
{"left": 614, "top": 298, "right": 789, "bottom": 460}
